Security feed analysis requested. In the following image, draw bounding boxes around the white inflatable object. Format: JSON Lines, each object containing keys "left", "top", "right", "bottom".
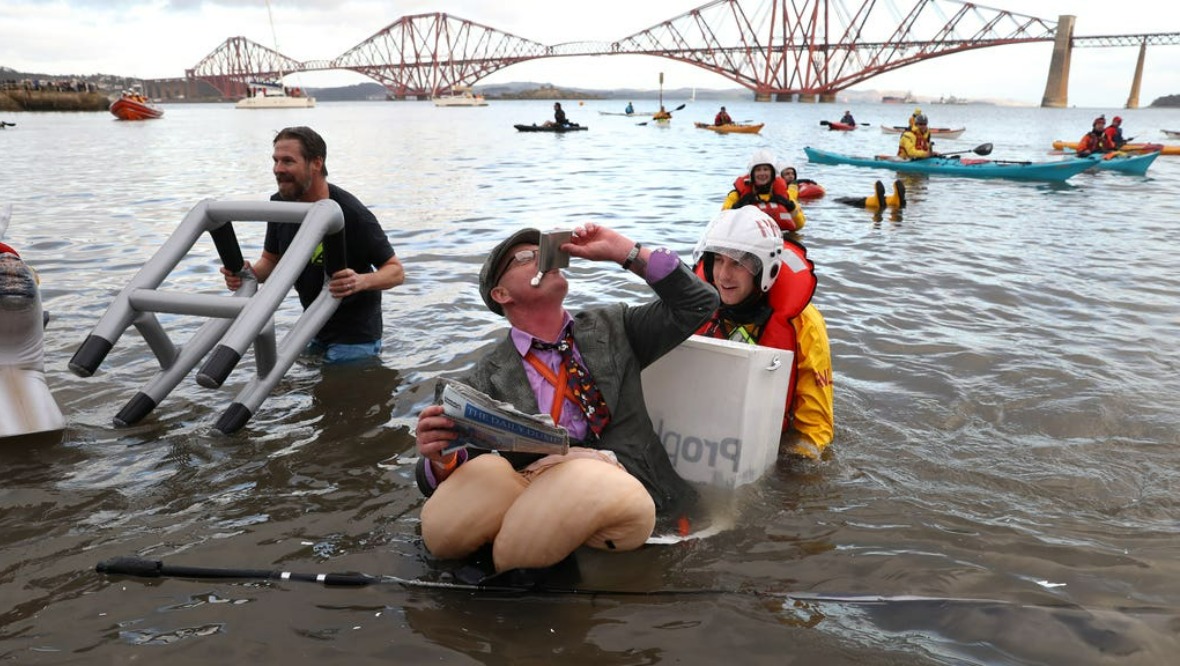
{"left": 69, "top": 199, "right": 347, "bottom": 434}
{"left": 0, "top": 228, "right": 66, "bottom": 439}
{"left": 642, "top": 335, "right": 791, "bottom": 488}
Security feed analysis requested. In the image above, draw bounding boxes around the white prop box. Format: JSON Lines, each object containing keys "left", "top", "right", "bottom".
{"left": 642, "top": 335, "right": 792, "bottom": 488}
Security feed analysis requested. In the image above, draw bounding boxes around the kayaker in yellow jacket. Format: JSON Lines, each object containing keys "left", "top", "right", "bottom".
{"left": 722, "top": 149, "right": 806, "bottom": 232}
{"left": 898, "top": 113, "right": 939, "bottom": 159}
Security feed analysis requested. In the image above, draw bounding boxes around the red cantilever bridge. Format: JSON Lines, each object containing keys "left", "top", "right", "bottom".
{"left": 183, "top": 0, "right": 1179, "bottom": 107}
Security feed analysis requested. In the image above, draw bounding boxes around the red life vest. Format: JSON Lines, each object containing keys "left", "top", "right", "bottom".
{"left": 694, "top": 239, "right": 817, "bottom": 420}
{"left": 731, "top": 175, "right": 798, "bottom": 232}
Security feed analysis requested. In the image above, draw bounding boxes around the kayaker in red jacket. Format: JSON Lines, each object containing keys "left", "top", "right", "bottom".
{"left": 1103, "top": 116, "right": 1128, "bottom": 150}
{"left": 714, "top": 106, "right": 733, "bottom": 126}
{"left": 1077, "top": 116, "right": 1115, "bottom": 157}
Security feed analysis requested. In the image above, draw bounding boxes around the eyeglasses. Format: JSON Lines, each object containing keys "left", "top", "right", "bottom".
{"left": 494, "top": 248, "right": 538, "bottom": 285}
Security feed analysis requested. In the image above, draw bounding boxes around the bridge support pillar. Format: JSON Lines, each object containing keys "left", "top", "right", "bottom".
{"left": 795, "top": 93, "right": 817, "bottom": 103}
{"left": 819, "top": 93, "right": 837, "bottom": 103}
{"left": 1125, "top": 41, "right": 1146, "bottom": 109}
{"left": 1040, "top": 14, "right": 1075, "bottom": 108}
{"left": 754, "top": 92, "right": 772, "bottom": 102}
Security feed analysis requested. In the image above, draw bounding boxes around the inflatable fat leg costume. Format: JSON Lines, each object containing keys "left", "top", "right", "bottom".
{"left": 0, "top": 221, "right": 66, "bottom": 438}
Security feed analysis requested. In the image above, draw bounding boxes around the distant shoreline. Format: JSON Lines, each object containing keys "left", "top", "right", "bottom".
{"left": 0, "top": 90, "right": 110, "bottom": 112}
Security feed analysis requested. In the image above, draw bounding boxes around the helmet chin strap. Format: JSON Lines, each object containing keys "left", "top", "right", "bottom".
{"left": 718, "top": 292, "right": 772, "bottom": 332}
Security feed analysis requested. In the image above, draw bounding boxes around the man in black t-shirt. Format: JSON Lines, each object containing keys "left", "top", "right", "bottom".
{"left": 222, "top": 126, "right": 404, "bottom": 363}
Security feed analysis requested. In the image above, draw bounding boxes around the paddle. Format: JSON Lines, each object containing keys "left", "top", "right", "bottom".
{"left": 0, "top": 121, "right": 15, "bottom": 128}
{"left": 920, "top": 143, "right": 992, "bottom": 159}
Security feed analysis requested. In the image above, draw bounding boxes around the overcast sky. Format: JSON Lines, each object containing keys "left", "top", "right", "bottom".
{"left": 2, "top": 0, "right": 1177, "bottom": 107}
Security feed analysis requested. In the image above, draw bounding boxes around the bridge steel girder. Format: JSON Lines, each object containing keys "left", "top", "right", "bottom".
{"left": 331, "top": 12, "right": 550, "bottom": 99}
{"left": 187, "top": 36, "right": 310, "bottom": 98}
{"left": 181, "top": 2, "right": 1179, "bottom": 105}
{"left": 612, "top": 0, "right": 1057, "bottom": 99}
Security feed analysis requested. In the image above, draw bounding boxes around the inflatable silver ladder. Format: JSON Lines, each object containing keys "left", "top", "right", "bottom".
{"left": 68, "top": 199, "right": 347, "bottom": 435}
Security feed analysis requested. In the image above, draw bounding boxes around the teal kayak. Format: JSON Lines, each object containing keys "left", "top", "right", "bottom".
{"left": 1081, "top": 151, "right": 1160, "bottom": 175}
{"left": 804, "top": 147, "right": 1094, "bottom": 182}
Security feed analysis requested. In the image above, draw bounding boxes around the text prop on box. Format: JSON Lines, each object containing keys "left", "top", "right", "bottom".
{"left": 642, "top": 335, "right": 791, "bottom": 488}
{"left": 435, "top": 379, "right": 570, "bottom": 456}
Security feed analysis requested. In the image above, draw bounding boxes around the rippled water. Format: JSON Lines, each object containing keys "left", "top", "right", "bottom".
{"left": 2, "top": 99, "right": 1179, "bottom": 664}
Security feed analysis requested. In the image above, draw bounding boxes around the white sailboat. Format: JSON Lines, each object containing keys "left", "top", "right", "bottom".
{"left": 236, "top": 81, "right": 315, "bottom": 109}
{"left": 236, "top": 0, "right": 315, "bottom": 110}
{"left": 432, "top": 85, "right": 488, "bottom": 107}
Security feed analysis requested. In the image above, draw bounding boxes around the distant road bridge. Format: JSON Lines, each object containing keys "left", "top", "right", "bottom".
{"left": 174, "top": 0, "right": 1180, "bottom": 108}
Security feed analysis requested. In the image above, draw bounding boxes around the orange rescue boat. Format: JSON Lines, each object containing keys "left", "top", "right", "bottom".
{"left": 109, "top": 90, "right": 163, "bottom": 121}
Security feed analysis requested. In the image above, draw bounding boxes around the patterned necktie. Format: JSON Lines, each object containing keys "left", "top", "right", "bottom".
{"left": 532, "top": 331, "right": 611, "bottom": 439}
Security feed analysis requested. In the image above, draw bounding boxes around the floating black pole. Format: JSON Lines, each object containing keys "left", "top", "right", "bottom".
{"left": 97, "top": 556, "right": 378, "bottom": 586}
{"left": 95, "top": 555, "right": 723, "bottom": 596}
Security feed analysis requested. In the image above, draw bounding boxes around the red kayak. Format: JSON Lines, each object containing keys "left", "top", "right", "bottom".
{"left": 821, "top": 120, "right": 857, "bottom": 131}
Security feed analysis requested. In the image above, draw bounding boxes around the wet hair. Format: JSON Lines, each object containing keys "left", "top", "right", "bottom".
{"left": 274, "top": 126, "right": 328, "bottom": 177}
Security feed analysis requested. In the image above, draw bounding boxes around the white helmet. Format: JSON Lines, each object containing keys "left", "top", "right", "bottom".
{"left": 746, "top": 149, "right": 778, "bottom": 174}
{"left": 693, "top": 207, "right": 783, "bottom": 292}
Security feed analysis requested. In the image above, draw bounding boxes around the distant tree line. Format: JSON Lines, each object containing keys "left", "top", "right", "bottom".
{"left": 0, "top": 66, "right": 139, "bottom": 94}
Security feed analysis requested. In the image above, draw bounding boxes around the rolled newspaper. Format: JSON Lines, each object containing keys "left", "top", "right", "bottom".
{"left": 435, "top": 378, "right": 569, "bottom": 455}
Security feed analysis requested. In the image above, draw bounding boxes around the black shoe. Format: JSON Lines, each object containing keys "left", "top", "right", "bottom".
{"left": 893, "top": 180, "right": 906, "bottom": 208}
{"left": 874, "top": 180, "right": 886, "bottom": 209}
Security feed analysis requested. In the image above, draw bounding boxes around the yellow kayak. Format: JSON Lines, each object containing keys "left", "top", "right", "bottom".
{"left": 1053, "top": 140, "right": 1180, "bottom": 156}
{"left": 694, "top": 122, "right": 764, "bottom": 134}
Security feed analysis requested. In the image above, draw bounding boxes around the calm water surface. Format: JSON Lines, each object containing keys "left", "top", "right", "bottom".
{"left": 2, "top": 99, "right": 1179, "bottom": 665}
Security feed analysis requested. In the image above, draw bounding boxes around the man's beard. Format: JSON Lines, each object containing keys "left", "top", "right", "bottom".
{"left": 277, "top": 175, "right": 310, "bottom": 200}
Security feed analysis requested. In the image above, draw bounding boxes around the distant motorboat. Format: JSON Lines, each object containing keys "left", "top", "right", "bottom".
{"left": 432, "top": 86, "right": 487, "bottom": 107}
{"left": 109, "top": 87, "right": 163, "bottom": 120}
{"left": 236, "top": 81, "right": 315, "bottom": 109}
{"left": 880, "top": 124, "right": 965, "bottom": 140}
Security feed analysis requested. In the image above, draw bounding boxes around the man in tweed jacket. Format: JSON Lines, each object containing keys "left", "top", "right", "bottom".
{"left": 414, "top": 223, "right": 717, "bottom": 572}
